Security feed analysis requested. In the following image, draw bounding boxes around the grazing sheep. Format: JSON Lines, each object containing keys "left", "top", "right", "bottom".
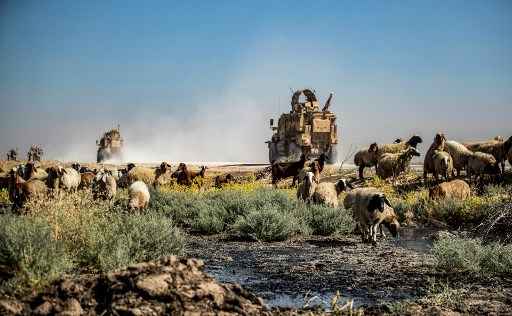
{"left": 354, "top": 143, "right": 380, "bottom": 179}
{"left": 343, "top": 187, "right": 399, "bottom": 244}
{"left": 23, "top": 162, "right": 48, "bottom": 181}
{"left": 271, "top": 154, "right": 306, "bottom": 186}
{"left": 311, "top": 179, "right": 351, "bottom": 208}
{"left": 128, "top": 181, "right": 150, "bottom": 210}
{"left": 429, "top": 179, "right": 471, "bottom": 200}
{"left": 443, "top": 140, "right": 474, "bottom": 177}
{"left": 354, "top": 135, "right": 423, "bottom": 179}
{"left": 376, "top": 147, "right": 420, "bottom": 180}
{"left": 464, "top": 136, "right": 512, "bottom": 174}
{"left": 296, "top": 171, "right": 319, "bottom": 202}
{"left": 71, "top": 163, "right": 81, "bottom": 172}
{"left": 93, "top": 170, "right": 117, "bottom": 200}
{"left": 215, "top": 173, "right": 234, "bottom": 188}
{"left": 423, "top": 133, "right": 446, "bottom": 182}
{"left": 79, "top": 172, "right": 96, "bottom": 189}
{"left": 8, "top": 169, "right": 47, "bottom": 208}
{"left": 377, "top": 135, "right": 423, "bottom": 155}
{"left": 126, "top": 166, "right": 157, "bottom": 186}
{"left": 153, "top": 162, "right": 173, "bottom": 187}
{"left": 467, "top": 152, "right": 500, "bottom": 183}
{"left": 176, "top": 164, "right": 207, "bottom": 186}
{"left": 432, "top": 150, "right": 454, "bottom": 181}
{"left": 46, "top": 166, "right": 81, "bottom": 193}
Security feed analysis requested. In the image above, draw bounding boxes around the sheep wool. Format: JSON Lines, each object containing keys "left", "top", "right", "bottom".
{"left": 127, "top": 166, "right": 156, "bottom": 186}
{"left": 429, "top": 179, "right": 471, "bottom": 200}
{"left": 432, "top": 150, "right": 453, "bottom": 181}
{"left": 444, "top": 140, "right": 473, "bottom": 176}
{"left": 129, "top": 181, "right": 150, "bottom": 210}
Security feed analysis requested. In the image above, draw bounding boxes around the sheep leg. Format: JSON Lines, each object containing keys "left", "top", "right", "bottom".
{"left": 358, "top": 166, "right": 365, "bottom": 179}
{"left": 379, "top": 224, "right": 386, "bottom": 238}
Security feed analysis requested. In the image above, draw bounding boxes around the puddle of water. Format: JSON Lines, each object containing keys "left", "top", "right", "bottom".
{"left": 264, "top": 292, "right": 335, "bottom": 309}
{"left": 393, "top": 227, "right": 436, "bottom": 253}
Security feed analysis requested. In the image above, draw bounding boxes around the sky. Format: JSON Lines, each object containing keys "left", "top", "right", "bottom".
{"left": 0, "top": 0, "right": 511, "bottom": 163}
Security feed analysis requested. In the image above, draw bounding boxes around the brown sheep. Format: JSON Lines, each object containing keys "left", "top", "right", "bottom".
{"left": 271, "top": 154, "right": 306, "bottom": 186}
{"left": 423, "top": 133, "right": 446, "bottom": 182}
{"left": 215, "top": 173, "right": 234, "bottom": 188}
{"left": 464, "top": 136, "right": 512, "bottom": 174}
{"left": 508, "top": 148, "right": 512, "bottom": 168}
{"left": 429, "top": 179, "right": 471, "bottom": 200}
{"left": 176, "top": 164, "right": 207, "bottom": 186}
{"left": 9, "top": 170, "right": 47, "bottom": 208}
{"left": 79, "top": 172, "right": 96, "bottom": 189}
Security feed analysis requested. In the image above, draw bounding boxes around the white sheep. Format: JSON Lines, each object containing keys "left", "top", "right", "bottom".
{"left": 128, "top": 181, "right": 150, "bottom": 210}
{"left": 93, "top": 170, "right": 117, "bottom": 200}
{"left": 443, "top": 140, "right": 474, "bottom": 176}
{"left": 343, "top": 187, "right": 399, "bottom": 244}
{"left": 46, "top": 166, "right": 80, "bottom": 193}
{"left": 311, "top": 179, "right": 351, "bottom": 208}
{"left": 464, "top": 136, "right": 512, "bottom": 174}
{"left": 296, "top": 171, "right": 318, "bottom": 203}
{"left": 432, "top": 150, "right": 454, "bottom": 181}
{"left": 376, "top": 147, "right": 420, "bottom": 180}
{"left": 467, "top": 152, "right": 500, "bottom": 183}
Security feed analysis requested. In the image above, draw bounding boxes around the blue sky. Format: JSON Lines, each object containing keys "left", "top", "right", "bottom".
{"left": 1, "top": 1, "right": 511, "bottom": 162}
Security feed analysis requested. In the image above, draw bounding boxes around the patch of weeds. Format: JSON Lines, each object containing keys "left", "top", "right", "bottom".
{"left": 0, "top": 215, "right": 73, "bottom": 292}
{"left": 233, "top": 207, "right": 304, "bottom": 241}
{"left": 433, "top": 236, "right": 512, "bottom": 275}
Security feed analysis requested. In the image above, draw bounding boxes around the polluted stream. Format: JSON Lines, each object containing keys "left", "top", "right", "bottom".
{"left": 185, "top": 228, "right": 437, "bottom": 309}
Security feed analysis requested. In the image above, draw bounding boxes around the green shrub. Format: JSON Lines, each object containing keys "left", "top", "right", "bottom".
{"left": 233, "top": 207, "right": 303, "bottom": 241}
{"left": 433, "top": 236, "right": 512, "bottom": 275}
{"left": 192, "top": 203, "right": 229, "bottom": 234}
{"left": 307, "top": 205, "right": 354, "bottom": 236}
{"left": 81, "top": 213, "right": 184, "bottom": 271}
{"left": 0, "top": 215, "right": 73, "bottom": 290}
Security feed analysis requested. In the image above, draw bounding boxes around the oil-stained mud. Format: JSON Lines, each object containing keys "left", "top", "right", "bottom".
{"left": 185, "top": 230, "right": 512, "bottom": 314}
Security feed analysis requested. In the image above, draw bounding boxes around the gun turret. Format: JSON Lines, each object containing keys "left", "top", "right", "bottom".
{"left": 322, "top": 92, "right": 334, "bottom": 112}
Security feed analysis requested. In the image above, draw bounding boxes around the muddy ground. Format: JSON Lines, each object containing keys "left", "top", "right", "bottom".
{"left": 185, "top": 229, "right": 512, "bottom": 314}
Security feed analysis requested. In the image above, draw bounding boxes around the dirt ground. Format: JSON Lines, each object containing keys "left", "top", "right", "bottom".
{"left": 185, "top": 231, "right": 512, "bottom": 315}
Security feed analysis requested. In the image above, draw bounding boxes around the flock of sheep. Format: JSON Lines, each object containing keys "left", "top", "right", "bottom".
{"left": 5, "top": 161, "right": 210, "bottom": 210}
{"left": 270, "top": 133, "right": 512, "bottom": 244}
{"left": 3, "top": 132, "right": 511, "bottom": 245}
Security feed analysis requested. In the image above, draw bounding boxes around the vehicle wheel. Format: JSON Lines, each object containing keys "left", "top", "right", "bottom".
{"left": 268, "top": 142, "right": 278, "bottom": 163}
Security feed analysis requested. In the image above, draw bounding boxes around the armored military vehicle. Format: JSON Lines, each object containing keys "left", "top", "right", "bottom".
{"left": 266, "top": 89, "right": 338, "bottom": 164}
{"left": 97, "top": 126, "right": 124, "bottom": 163}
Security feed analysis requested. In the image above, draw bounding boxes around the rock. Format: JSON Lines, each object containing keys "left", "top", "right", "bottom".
{"left": 13, "top": 256, "right": 269, "bottom": 315}
{"left": 0, "top": 299, "right": 22, "bottom": 316}
{"left": 136, "top": 274, "right": 171, "bottom": 297}
{"left": 56, "top": 298, "right": 82, "bottom": 316}
{"left": 33, "top": 301, "right": 53, "bottom": 315}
